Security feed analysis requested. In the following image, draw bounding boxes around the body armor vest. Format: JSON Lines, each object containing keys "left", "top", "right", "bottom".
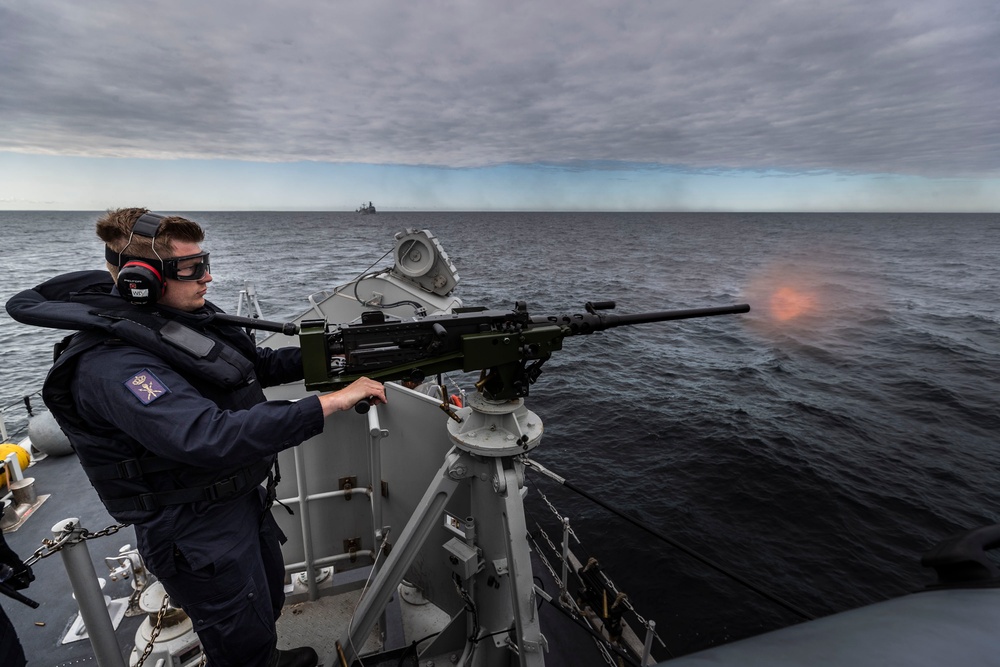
{"left": 7, "top": 271, "right": 276, "bottom": 522}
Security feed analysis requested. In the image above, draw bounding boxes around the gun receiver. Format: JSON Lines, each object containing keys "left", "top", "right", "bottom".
{"left": 291, "top": 301, "right": 750, "bottom": 400}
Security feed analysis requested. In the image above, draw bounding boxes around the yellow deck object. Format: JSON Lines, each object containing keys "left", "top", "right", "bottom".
{"left": 0, "top": 442, "right": 31, "bottom": 485}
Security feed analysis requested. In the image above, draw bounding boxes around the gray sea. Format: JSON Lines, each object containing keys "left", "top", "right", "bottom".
{"left": 1, "top": 211, "right": 998, "bottom": 655}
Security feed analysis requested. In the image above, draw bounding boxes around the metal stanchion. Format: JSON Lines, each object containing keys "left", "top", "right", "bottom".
{"left": 291, "top": 447, "right": 319, "bottom": 601}
{"left": 53, "top": 518, "right": 127, "bottom": 667}
{"left": 367, "top": 406, "right": 389, "bottom": 540}
{"left": 560, "top": 517, "right": 571, "bottom": 594}
{"left": 641, "top": 619, "right": 656, "bottom": 666}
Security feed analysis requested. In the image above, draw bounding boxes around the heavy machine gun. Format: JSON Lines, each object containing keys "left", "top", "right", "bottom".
{"left": 214, "top": 297, "right": 748, "bottom": 665}
{"left": 217, "top": 300, "right": 750, "bottom": 402}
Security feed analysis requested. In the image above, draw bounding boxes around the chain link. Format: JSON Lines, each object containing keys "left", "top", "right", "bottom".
{"left": 23, "top": 530, "right": 73, "bottom": 568}
{"left": 23, "top": 521, "right": 128, "bottom": 567}
{"left": 130, "top": 587, "right": 208, "bottom": 667}
{"left": 527, "top": 526, "right": 560, "bottom": 583}
{"left": 133, "top": 591, "right": 170, "bottom": 667}
{"left": 81, "top": 522, "right": 128, "bottom": 540}
{"left": 533, "top": 485, "right": 582, "bottom": 545}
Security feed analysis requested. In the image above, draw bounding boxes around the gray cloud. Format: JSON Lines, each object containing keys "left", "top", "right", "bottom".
{"left": 1, "top": 0, "right": 997, "bottom": 177}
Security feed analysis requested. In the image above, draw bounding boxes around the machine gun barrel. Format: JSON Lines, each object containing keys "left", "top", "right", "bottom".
{"left": 533, "top": 303, "right": 750, "bottom": 335}
{"left": 601, "top": 303, "right": 750, "bottom": 325}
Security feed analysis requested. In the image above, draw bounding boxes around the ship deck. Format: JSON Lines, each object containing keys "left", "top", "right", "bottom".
{"left": 4, "top": 446, "right": 607, "bottom": 667}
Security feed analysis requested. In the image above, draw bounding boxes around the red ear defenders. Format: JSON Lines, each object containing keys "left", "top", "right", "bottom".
{"left": 112, "top": 213, "right": 167, "bottom": 306}
{"left": 117, "top": 258, "right": 166, "bottom": 306}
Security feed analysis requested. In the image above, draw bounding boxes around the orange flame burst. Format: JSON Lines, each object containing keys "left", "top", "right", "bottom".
{"left": 769, "top": 286, "right": 816, "bottom": 321}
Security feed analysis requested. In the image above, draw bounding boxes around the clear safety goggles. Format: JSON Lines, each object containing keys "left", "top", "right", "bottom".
{"left": 163, "top": 252, "right": 211, "bottom": 281}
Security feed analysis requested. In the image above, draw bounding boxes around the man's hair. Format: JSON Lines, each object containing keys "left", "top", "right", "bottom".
{"left": 96, "top": 208, "right": 205, "bottom": 278}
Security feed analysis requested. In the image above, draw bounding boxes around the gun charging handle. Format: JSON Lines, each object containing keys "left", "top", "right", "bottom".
{"left": 585, "top": 300, "right": 616, "bottom": 313}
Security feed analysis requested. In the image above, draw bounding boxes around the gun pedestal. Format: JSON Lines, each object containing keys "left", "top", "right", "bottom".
{"left": 446, "top": 394, "right": 543, "bottom": 455}
{"left": 340, "top": 396, "right": 549, "bottom": 666}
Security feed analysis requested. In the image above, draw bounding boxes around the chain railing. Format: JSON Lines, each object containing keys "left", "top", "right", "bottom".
{"left": 24, "top": 521, "right": 128, "bottom": 567}
{"left": 528, "top": 480, "right": 667, "bottom": 662}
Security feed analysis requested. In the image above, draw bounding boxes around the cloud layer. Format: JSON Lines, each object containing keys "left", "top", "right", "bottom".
{"left": 2, "top": 1, "right": 998, "bottom": 177}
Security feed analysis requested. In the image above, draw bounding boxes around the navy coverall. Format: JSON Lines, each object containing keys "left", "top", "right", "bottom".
{"left": 67, "top": 318, "right": 324, "bottom": 666}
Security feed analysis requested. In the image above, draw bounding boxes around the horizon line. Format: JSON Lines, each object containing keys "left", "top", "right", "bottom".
{"left": 1, "top": 209, "right": 997, "bottom": 215}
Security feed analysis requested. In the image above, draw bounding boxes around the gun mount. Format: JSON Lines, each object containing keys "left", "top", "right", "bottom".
{"left": 217, "top": 300, "right": 750, "bottom": 401}
{"left": 211, "top": 297, "right": 749, "bottom": 665}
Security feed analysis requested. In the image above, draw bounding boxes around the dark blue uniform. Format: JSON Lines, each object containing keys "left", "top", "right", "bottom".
{"left": 8, "top": 272, "right": 324, "bottom": 667}
{"left": 72, "top": 333, "right": 321, "bottom": 665}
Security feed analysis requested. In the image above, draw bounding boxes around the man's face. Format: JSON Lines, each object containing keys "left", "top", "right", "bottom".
{"left": 158, "top": 241, "right": 212, "bottom": 312}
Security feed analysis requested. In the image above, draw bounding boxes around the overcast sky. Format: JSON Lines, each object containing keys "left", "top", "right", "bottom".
{"left": 1, "top": 0, "right": 998, "bottom": 211}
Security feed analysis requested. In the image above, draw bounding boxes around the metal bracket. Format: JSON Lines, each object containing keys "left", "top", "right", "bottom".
{"left": 339, "top": 476, "right": 357, "bottom": 500}
{"left": 492, "top": 458, "right": 507, "bottom": 495}
{"left": 344, "top": 538, "right": 361, "bottom": 563}
{"left": 521, "top": 634, "right": 548, "bottom": 653}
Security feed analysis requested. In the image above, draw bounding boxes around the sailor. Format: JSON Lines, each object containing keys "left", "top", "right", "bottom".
{"left": 5, "top": 208, "right": 386, "bottom": 667}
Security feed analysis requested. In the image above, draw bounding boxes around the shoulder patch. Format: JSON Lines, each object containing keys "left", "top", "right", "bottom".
{"left": 124, "top": 369, "right": 170, "bottom": 405}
